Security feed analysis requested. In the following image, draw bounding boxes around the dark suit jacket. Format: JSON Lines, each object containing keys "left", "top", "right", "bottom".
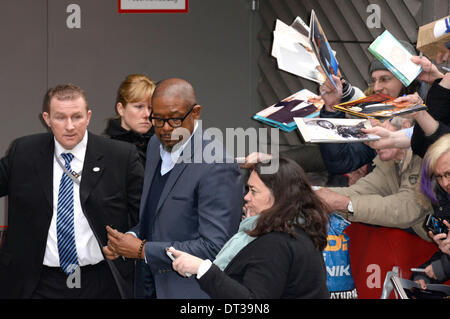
{"left": 132, "top": 129, "right": 243, "bottom": 298}
{"left": 0, "top": 132, "right": 143, "bottom": 298}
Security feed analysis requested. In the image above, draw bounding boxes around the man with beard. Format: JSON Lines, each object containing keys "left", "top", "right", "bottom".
{"left": 103, "top": 78, "right": 243, "bottom": 298}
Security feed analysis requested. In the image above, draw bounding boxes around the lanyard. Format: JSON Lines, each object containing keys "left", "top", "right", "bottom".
{"left": 55, "top": 154, "right": 81, "bottom": 185}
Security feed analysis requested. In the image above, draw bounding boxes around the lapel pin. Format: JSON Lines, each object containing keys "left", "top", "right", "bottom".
{"left": 72, "top": 172, "right": 80, "bottom": 178}
{"left": 93, "top": 167, "right": 100, "bottom": 172}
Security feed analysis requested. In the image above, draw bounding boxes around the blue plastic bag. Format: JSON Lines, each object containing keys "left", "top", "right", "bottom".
{"left": 323, "top": 213, "right": 358, "bottom": 299}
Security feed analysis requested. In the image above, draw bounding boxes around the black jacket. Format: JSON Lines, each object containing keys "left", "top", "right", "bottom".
{"left": 413, "top": 186, "right": 450, "bottom": 284}
{"left": 410, "top": 79, "right": 450, "bottom": 285}
{"left": 104, "top": 118, "right": 154, "bottom": 167}
{"left": 318, "top": 80, "right": 377, "bottom": 178}
{"left": 0, "top": 132, "right": 143, "bottom": 298}
{"left": 411, "top": 79, "right": 450, "bottom": 158}
{"left": 198, "top": 227, "right": 330, "bottom": 299}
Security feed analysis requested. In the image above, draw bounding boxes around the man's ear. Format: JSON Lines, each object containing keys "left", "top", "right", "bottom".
{"left": 401, "top": 118, "right": 412, "bottom": 129}
{"left": 42, "top": 112, "right": 51, "bottom": 127}
{"left": 192, "top": 104, "right": 201, "bottom": 120}
{"left": 86, "top": 110, "right": 92, "bottom": 126}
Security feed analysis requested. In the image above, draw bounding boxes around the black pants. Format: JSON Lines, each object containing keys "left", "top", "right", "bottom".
{"left": 31, "top": 261, "right": 121, "bottom": 299}
{"left": 134, "top": 260, "right": 156, "bottom": 299}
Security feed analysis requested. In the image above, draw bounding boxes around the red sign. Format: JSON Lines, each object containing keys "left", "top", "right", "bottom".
{"left": 118, "top": 0, "right": 189, "bottom": 13}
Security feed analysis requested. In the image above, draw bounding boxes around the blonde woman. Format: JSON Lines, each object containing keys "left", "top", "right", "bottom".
{"left": 105, "top": 74, "right": 156, "bottom": 166}
{"left": 413, "top": 134, "right": 450, "bottom": 289}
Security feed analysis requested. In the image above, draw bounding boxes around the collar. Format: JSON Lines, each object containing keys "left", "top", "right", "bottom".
{"left": 396, "top": 148, "right": 412, "bottom": 175}
{"left": 159, "top": 121, "right": 199, "bottom": 175}
{"left": 54, "top": 130, "right": 88, "bottom": 163}
{"left": 105, "top": 117, "right": 153, "bottom": 139}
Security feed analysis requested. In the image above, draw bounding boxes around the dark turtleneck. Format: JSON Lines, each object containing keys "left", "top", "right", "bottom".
{"left": 104, "top": 118, "right": 154, "bottom": 167}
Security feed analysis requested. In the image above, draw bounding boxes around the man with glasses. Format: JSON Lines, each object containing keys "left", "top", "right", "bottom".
{"left": 317, "top": 40, "right": 423, "bottom": 187}
{"left": 103, "top": 78, "right": 243, "bottom": 298}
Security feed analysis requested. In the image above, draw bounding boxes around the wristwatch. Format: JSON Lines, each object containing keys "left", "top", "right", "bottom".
{"left": 347, "top": 201, "right": 354, "bottom": 215}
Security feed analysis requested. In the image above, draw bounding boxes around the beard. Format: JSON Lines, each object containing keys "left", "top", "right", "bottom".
{"left": 162, "top": 143, "right": 174, "bottom": 153}
{"left": 159, "top": 127, "right": 192, "bottom": 153}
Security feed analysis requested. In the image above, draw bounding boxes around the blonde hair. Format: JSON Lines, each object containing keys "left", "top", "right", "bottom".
{"left": 420, "top": 134, "right": 450, "bottom": 204}
{"left": 115, "top": 74, "right": 155, "bottom": 111}
{"left": 388, "top": 116, "right": 414, "bottom": 131}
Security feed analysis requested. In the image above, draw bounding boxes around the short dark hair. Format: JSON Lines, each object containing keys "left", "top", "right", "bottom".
{"left": 247, "top": 157, "right": 330, "bottom": 251}
{"left": 151, "top": 78, "right": 197, "bottom": 109}
{"left": 43, "top": 84, "right": 88, "bottom": 113}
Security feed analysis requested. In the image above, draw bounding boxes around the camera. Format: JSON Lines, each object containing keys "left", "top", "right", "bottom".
{"left": 423, "top": 214, "right": 449, "bottom": 235}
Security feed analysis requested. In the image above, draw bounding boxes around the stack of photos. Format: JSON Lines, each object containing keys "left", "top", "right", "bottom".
{"left": 294, "top": 117, "right": 380, "bottom": 143}
{"left": 253, "top": 89, "right": 324, "bottom": 132}
{"left": 332, "top": 93, "right": 427, "bottom": 120}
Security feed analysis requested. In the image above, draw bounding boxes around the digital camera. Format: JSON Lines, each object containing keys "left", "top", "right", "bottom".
{"left": 423, "top": 214, "right": 449, "bottom": 235}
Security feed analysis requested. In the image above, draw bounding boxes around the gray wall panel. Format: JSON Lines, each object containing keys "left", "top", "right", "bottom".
{"left": 0, "top": 0, "right": 47, "bottom": 228}
{"left": 47, "top": 0, "right": 262, "bottom": 136}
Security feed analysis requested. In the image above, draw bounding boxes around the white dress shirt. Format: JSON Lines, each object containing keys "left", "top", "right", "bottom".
{"left": 159, "top": 121, "right": 199, "bottom": 176}
{"left": 43, "top": 131, "right": 104, "bottom": 267}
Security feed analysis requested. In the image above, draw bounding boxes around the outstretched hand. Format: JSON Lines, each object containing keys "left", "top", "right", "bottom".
{"left": 415, "top": 263, "right": 437, "bottom": 290}
{"left": 168, "top": 247, "right": 204, "bottom": 277}
{"left": 319, "top": 74, "right": 343, "bottom": 111}
{"left": 430, "top": 220, "right": 450, "bottom": 255}
{"left": 239, "top": 152, "right": 272, "bottom": 169}
{"left": 411, "top": 55, "right": 444, "bottom": 84}
{"left": 315, "top": 187, "right": 350, "bottom": 213}
{"left": 392, "top": 92, "right": 424, "bottom": 106}
{"left": 363, "top": 126, "right": 411, "bottom": 150}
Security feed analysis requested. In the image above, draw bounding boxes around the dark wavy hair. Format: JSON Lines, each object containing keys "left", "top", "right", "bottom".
{"left": 246, "top": 157, "right": 329, "bottom": 251}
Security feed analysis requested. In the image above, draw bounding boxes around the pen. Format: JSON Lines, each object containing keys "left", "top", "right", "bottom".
{"left": 442, "top": 66, "right": 450, "bottom": 72}
{"left": 410, "top": 268, "right": 426, "bottom": 273}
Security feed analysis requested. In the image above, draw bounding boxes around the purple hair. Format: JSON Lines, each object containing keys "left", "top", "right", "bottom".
{"left": 420, "top": 156, "right": 438, "bottom": 205}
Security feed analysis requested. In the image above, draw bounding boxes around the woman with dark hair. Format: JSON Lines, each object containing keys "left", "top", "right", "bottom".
{"left": 168, "top": 157, "right": 330, "bottom": 299}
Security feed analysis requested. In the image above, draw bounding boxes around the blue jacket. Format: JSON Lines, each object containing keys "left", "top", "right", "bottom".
{"left": 319, "top": 108, "right": 376, "bottom": 175}
{"left": 131, "top": 129, "right": 243, "bottom": 298}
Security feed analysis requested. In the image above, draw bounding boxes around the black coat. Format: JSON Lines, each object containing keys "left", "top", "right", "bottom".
{"left": 104, "top": 118, "right": 153, "bottom": 167}
{"left": 0, "top": 132, "right": 144, "bottom": 298}
{"left": 411, "top": 79, "right": 450, "bottom": 158}
{"left": 198, "top": 227, "right": 330, "bottom": 299}
{"left": 413, "top": 186, "right": 450, "bottom": 284}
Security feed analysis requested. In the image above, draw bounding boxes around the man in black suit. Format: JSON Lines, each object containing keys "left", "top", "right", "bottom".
{"left": 0, "top": 84, "right": 143, "bottom": 298}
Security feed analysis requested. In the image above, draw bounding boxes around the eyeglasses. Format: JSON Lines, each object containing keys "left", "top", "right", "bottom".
{"left": 435, "top": 171, "right": 450, "bottom": 182}
{"left": 370, "top": 76, "right": 394, "bottom": 85}
{"left": 150, "top": 103, "right": 197, "bottom": 128}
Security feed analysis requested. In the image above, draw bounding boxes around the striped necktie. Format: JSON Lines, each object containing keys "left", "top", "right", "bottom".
{"left": 57, "top": 153, "right": 79, "bottom": 275}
